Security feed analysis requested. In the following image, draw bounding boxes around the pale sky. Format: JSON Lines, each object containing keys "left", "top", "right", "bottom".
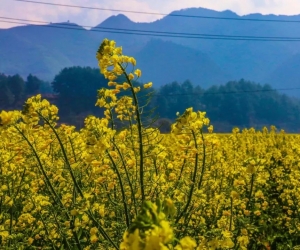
{"left": 1, "top": 0, "right": 300, "bottom": 29}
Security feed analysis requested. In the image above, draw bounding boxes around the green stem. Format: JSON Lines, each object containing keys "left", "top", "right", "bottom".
{"left": 87, "top": 211, "right": 120, "bottom": 250}
{"left": 68, "top": 136, "right": 77, "bottom": 162}
{"left": 29, "top": 196, "right": 57, "bottom": 250}
{"left": 229, "top": 197, "right": 233, "bottom": 231}
{"left": 17, "top": 125, "right": 83, "bottom": 249}
{"left": 104, "top": 184, "right": 120, "bottom": 206}
{"left": 112, "top": 140, "right": 138, "bottom": 216}
{"left": 119, "top": 63, "right": 145, "bottom": 201}
{"left": 53, "top": 210, "right": 76, "bottom": 250}
{"left": 171, "top": 153, "right": 187, "bottom": 200}
{"left": 8, "top": 207, "right": 13, "bottom": 247}
{"left": 14, "top": 125, "right": 63, "bottom": 208}
{"left": 107, "top": 150, "right": 130, "bottom": 228}
{"left": 176, "top": 130, "right": 198, "bottom": 224}
{"left": 127, "top": 119, "right": 139, "bottom": 191}
{"left": 70, "top": 222, "right": 83, "bottom": 250}
{"left": 198, "top": 129, "right": 206, "bottom": 189}
{"left": 38, "top": 113, "right": 84, "bottom": 198}
{"left": 12, "top": 168, "right": 26, "bottom": 201}
{"left": 247, "top": 173, "right": 255, "bottom": 210}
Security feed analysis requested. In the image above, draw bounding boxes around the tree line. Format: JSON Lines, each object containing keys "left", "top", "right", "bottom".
{"left": 0, "top": 73, "right": 52, "bottom": 109}
{"left": 153, "top": 79, "right": 300, "bottom": 132}
{"left": 1, "top": 67, "right": 300, "bottom": 132}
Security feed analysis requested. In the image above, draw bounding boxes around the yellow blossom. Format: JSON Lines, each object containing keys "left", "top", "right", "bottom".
{"left": 175, "top": 236, "right": 197, "bottom": 250}
{"left": 28, "top": 237, "right": 34, "bottom": 245}
{"left": 134, "top": 69, "right": 142, "bottom": 77}
{"left": 143, "top": 82, "right": 153, "bottom": 89}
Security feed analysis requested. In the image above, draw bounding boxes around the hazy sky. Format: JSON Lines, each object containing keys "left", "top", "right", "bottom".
{"left": 1, "top": 0, "right": 300, "bottom": 29}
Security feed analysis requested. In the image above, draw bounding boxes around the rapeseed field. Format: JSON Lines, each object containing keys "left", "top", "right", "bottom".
{"left": 0, "top": 39, "right": 299, "bottom": 249}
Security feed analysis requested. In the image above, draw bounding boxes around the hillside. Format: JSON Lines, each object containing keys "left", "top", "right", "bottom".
{"left": 0, "top": 23, "right": 100, "bottom": 80}
{"left": 1, "top": 7, "right": 300, "bottom": 92}
{"left": 134, "top": 39, "right": 230, "bottom": 87}
{"left": 266, "top": 53, "right": 300, "bottom": 96}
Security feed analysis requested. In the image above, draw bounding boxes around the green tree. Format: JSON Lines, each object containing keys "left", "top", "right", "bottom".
{"left": 26, "top": 74, "right": 41, "bottom": 95}
{"left": 52, "top": 67, "right": 107, "bottom": 114}
{"left": 156, "top": 81, "right": 195, "bottom": 119}
{"left": 0, "top": 74, "right": 15, "bottom": 108}
{"left": 51, "top": 66, "right": 153, "bottom": 119}
{"left": 203, "top": 79, "right": 300, "bottom": 131}
{"left": 7, "top": 74, "right": 25, "bottom": 105}
{"left": 155, "top": 78, "right": 300, "bottom": 132}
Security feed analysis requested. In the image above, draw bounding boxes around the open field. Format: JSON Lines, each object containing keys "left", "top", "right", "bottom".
{"left": 1, "top": 39, "right": 300, "bottom": 250}
{"left": 1, "top": 97, "right": 300, "bottom": 249}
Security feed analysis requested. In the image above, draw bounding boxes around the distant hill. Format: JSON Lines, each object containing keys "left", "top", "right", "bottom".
{"left": 1, "top": 7, "right": 300, "bottom": 93}
{"left": 134, "top": 39, "right": 230, "bottom": 87}
{"left": 265, "top": 53, "right": 300, "bottom": 96}
{"left": 0, "top": 23, "right": 99, "bottom": 80}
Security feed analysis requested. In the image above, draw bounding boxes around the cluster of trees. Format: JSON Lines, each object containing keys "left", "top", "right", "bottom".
{"left": 153, "top": 79, "right": 300, "bottom": 132}
{"left": 0, "top": 73, "right": 51, "bottom": 109}
{"left": 50, "top": 67, "right": 153, "bottom": 127}
{"left": 2, "top": 67, "right": 300, "bottom": 132}
{"left": 51, "top": 67, "right": 107, "bottom": 116}
{"left": 49, "top": 66, "right": 117, "bottom": 127}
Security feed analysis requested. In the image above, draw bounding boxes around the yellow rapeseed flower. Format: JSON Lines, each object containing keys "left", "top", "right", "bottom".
{"left": 0, "top": 111, "right": 11, "bottom": 126}
{"left": 143, "top": 82, "right": 152, "bottom": 89}
{"left": 134, "top": 69, "right": 142, "bottom": 77}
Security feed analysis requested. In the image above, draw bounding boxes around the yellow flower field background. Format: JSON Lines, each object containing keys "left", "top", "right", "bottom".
{"left": 1, "top": 39, "right": 300, "bottom": 249}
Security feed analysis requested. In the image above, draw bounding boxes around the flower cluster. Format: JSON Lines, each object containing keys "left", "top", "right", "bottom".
{"left": 172, "top": 107, "right": 212, "bottom": 134}
{"left": 1, "top": 39, "right": 299, "bottom": 250}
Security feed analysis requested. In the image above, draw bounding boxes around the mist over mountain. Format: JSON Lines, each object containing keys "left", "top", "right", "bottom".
{"left": 266, "top": 53, "right": 300, "bottom": 94}
{"left": 134, "top": 39, "right": 230, "bottom": 88}
{"left": 1, "top": 7, "right": 300, "bottom": 95}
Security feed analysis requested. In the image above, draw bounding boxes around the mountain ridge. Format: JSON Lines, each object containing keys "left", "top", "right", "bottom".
{"left": 1, "top": 7, "right": 300, "bottom": 94}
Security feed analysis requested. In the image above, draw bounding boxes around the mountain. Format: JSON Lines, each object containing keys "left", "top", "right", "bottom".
{"left": 91, "top": 14, "right": 155, "bottom": 54}
{"left": 133, "top": 39, "right": 230, "bottom": 87}
{"left": 265, "top": 53, "right": 300, "bottom": 96}
{"left": 149, "top": 8, "right": 299, "bottom": 83}
{"left": 1, "top": 8, "right": 300, "bottom": 92}
{"left": 0, "top": 22, "right": 100, "bottom": 80}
